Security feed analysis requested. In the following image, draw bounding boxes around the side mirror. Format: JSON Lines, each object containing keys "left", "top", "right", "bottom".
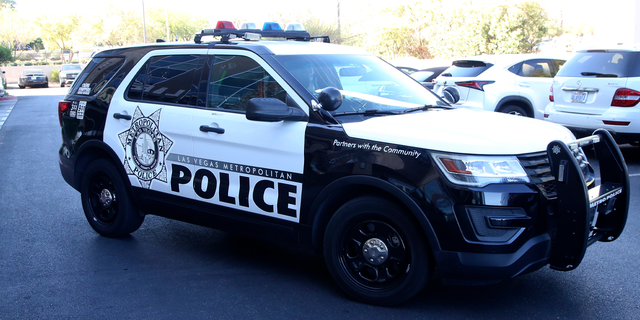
{"left": 246, "top": 98, "right": 307, "bottom": 122}
{"left": 318, "top": 87, "right": 342, "bottom": 111}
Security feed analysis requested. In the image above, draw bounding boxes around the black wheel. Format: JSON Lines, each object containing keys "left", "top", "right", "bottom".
{"left": 18, "top": 85, "right": 24, "bottom": 89}
{"left": 44, "top": 83, "right": 49, "bottom": 88}
{"left": 323, "top": 196, "right": 430, "bottom": 306}
{"left": 80, "top": 158, "right": 144, "bottom": 237}
{"left": 500, "top": 105, "right": 528, "bottom": 117}
{"left": 60, "top": 82, "right": 65, "bottom": 87}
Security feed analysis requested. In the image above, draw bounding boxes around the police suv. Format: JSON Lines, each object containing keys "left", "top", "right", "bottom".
{"left": 57, "top": 22, "right": 629, "bottom": 306}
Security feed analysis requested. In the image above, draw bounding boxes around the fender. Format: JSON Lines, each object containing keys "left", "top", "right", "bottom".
{"left": 73, "top": 140, "right": 133, "bottom": 196}
{"left": 495, "top": 95, "right": 534, "bottom": 116}
{"left": 308, "top": 175, "right": 442, "bottom": 254}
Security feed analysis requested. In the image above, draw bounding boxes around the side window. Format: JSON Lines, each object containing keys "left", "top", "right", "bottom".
{"left": 207, "top": 55, "right": 286, "bottom": 111}
{"left": 507, "top": 62, "right": 522, "bottom": 75}
{"left": 519, "top": 59, "right": 553, "bottom": 78}
{"left": 126, "top": 55, "right": 206, "bottom": 106}
{"left": 550, "top": 59, "right": 566, "bottom": 77}
{"left": 71, "top": 57, "right": 125, "bottom": 96}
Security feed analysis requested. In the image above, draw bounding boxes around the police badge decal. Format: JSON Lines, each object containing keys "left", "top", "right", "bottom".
{"left": 118, "top": 107, "right": 173, "bottom": 189}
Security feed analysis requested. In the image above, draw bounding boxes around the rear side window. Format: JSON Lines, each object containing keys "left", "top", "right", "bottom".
{"left": 71, "top": 57, "right": 125, "bottom": 96}
{"left": 440, "top": 60, "right": 493, "bottom": 77}
{"left": 127, "top": 55, "right": 207, "bottom": 106}
{"left": 518, "top": 59, "right": 553, "bottom": 78}
{"left": 556, "top": 52, "right": 638, "bottom": 77}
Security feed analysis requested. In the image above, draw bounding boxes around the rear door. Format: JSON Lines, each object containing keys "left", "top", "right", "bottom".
{"left": 104, "top": 50, "right": 209, "bottom": 200}
{"left": 515, "top": 59, "right": 558, "bottom": 118}
{"left": 553, "top": 51, "right": 632, "bottom": 115}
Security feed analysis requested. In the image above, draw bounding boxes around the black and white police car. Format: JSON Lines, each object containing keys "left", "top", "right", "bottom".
{"left": 57, "top": 22, "right": 629, "bottom": 306}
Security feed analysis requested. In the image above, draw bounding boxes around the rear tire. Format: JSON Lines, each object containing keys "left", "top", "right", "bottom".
{"left": 500, "top": 105, "right": 528, "bottom": 117}
{"left": 323, "top": 196, "right": 430, "bottom": 306}
{"left": 60, "top": 82, "right": 65, "bottom": 88}
{"left": 80, "top": 158, "right": 144, "bottom": 237}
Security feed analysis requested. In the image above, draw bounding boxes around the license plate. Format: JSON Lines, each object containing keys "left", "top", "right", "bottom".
{"left": 31, "top": 76, "right": 37, "bottom": 80}
{"left": 571, "top": 91, "right": 587, "bottom": 103}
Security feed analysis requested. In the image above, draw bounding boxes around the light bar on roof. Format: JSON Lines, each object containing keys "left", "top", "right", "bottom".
{"left": 262, "top": 22, "right": 283, "bottom": 31}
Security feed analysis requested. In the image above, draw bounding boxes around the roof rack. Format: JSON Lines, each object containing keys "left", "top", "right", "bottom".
{"left": 194, "top": 28, "right": 330, "bottom": 44}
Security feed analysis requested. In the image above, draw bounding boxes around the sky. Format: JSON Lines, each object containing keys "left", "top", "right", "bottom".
{"left": 12, "top": 0, "right": 636, "bottom": 44}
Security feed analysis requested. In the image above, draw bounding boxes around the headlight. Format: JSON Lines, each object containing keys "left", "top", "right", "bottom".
{"left": 431, "top": 152, "right": 530, "bottom": 187}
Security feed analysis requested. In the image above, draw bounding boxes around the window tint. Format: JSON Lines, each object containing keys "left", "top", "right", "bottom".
{"left": 550, "top": 59, "right": 566, "bottom": 76}
{"left": 518, "top": 59, "right": 553, "bottom": 78}
{"left": 72, "top": 57, "right": 125, "bottom": 96}
{"left": 207, "top": 55, "right": 286, "bottom": 111}
{"left": 441, "top": 60, "right": 493, "bottom": 77}
{"left": 126, "top": 55, "right": 206, "bottom": 106}
{"left": 556, "top": 52, "right": 637, "bottom": 77}
{"left": 508, "top": 62, "right": 522, "bottom": 75}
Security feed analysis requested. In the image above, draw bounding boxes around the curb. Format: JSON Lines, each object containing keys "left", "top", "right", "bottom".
{"left": 0, "top": 95, "right": 17, "bottom": 101}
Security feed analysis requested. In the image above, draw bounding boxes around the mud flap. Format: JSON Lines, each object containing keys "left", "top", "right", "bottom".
{"left": 547, "top": 129, "right": 629, "bottom": 271}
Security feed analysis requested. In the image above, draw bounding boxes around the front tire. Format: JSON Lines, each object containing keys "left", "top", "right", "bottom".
{"left": 80, "top": 158, "right": 144, "bottom": 237}
{"left": 323, "top": 196, "right": 430, "bottom": 306}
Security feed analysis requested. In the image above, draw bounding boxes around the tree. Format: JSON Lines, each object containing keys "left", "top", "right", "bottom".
{"left": 37, "top": 14, "right": 80, "bottom": 63}
{"left": 482, "top": 1, "right": 549, "bottom": 54}
{"left": 0, "top": 44, "right": 12, "bottom": 64}
{"left": 28, "top": 38, "right": 45, "bottom": 52}
{"left": 0, "top": 0, "right": 15, "bottom": 10}
{"left": 0, "top": 6, "right": 36, "bottom": 59}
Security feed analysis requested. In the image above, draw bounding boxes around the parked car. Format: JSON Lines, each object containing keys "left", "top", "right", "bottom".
{"left": 410, "top": 66, "right": 448, "bottom": 89}
{"left": 396, "top": 66, "right": 418, "bottom": 75}
{"left": 59, "top": 64, "right": 82, "bottom": 87}
{"left": 544, "top": 46, "right": 640, "bottom": 144}
{"left": 18, "top": 69, "right": 48, "bottom": 89}
{"left": 432, "top": 54, "right": 568, "bottom": 119}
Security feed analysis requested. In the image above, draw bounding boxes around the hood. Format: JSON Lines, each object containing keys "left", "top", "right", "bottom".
{"left": 341, "top": 108, "right": 575, "bottom": 155}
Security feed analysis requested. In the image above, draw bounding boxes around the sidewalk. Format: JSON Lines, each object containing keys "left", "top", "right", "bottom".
{"left": 0, "top": 95, "right": 18, "bottom": 130}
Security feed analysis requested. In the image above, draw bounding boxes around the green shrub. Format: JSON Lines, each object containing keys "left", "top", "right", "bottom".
{"left": 50, "top": 69, "right": 60, "bottom": 82}
{"left": 24, "top": 62, "right": 33, "bottom": 66}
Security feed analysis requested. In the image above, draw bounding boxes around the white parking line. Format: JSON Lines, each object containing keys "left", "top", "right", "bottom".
{"left": 0, "top": 105, "right": 14, "bottom": 130}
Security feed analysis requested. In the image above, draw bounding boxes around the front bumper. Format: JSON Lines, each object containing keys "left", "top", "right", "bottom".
{"left": 437, "top": 129, "right": 628, "bottom": 282}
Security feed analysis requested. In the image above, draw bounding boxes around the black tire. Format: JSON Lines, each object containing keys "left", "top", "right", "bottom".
{"left": 60, "top": 82, "right": 65, "bottom": 88}
{"left": 80, "top": 158, "right": 144, "bottom": 237}
{"left": 323, "top": 196, "right": 430, "bottom": 306}
{"left": 18, "top": 85, "right": 24, "bottom": 89}
{"left": 500, "top": 104, "right": 528, "bottom": 117}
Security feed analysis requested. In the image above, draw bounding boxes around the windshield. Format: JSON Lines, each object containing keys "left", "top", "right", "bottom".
{"left": 275, "top": 54, "right": 447, "bottom": 116}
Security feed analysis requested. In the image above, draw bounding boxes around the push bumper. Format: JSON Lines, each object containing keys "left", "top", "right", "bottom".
{"left": 437, "top": 129, "right": 628, "bottom": 283}
{"left": 547, "top": 129, "right": 629, "bottom": 270}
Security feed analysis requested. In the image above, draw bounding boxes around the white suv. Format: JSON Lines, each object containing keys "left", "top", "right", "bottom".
{"left": 433, "top": 54, "right": 567, "bottom": 119}
{"left": 544, "top": 47, "right": 640, "bottom": 144}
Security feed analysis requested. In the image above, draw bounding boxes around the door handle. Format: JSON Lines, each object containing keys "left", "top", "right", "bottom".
{"left": 199, "top": 125, "right": 225, "bottom": 134}
{"left": 518, "top": 83, "right": 530, "bottom": 88}
{"left": 113, "top": 113, "right": 132, "bottom": 120}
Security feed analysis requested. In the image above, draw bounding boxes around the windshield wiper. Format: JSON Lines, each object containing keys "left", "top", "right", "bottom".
{"left": 402, "top": 105, "right": 453, "bottom": 113}
{"left": 332, "top": 109, "right": 401, "bottom": 117}
{"left": 580, "top": 72, "right": 618, "bottom": 78}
